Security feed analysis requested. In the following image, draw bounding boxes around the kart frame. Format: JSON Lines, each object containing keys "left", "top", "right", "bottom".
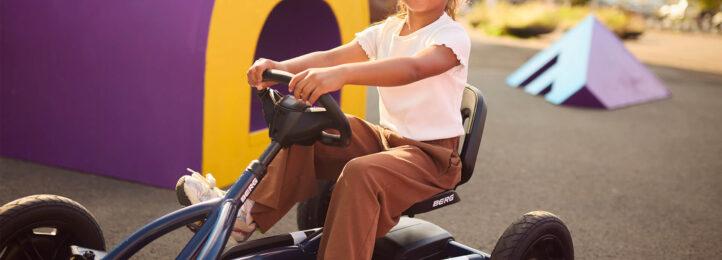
{"left": 81, "top": 140, "right": 489, "bottom": 259}
{"left": 71, "top": 70, "right": 491, "bottom": 259}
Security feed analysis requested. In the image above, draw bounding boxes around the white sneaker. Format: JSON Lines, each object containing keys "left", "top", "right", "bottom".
{"left": 175, "top": 169, "right": 257, "bottom": 242}
{"left": 176, "top": 168, "right": 226, "bottom": 206}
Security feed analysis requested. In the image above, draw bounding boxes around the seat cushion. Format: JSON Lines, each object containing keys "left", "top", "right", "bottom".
{"left": 373, "top": 217, "right": 453, "bottom": 260}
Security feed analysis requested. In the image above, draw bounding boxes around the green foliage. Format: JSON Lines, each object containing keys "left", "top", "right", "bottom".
{"left": 466, "top": 2, "right": 559, "bottom": 38}
{"left": 465, "top": 1, "right": 646, "bottom": 39}
{"left": 558, "top": 7, "right": 645, "bottom": 36}
{"left": 570, "top": 0, "right": 592, "bottom": 6}
{"left": 695, "top": 0, "right": 721, "bottom": 11}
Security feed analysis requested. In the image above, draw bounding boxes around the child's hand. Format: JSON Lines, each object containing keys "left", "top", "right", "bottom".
{"left": 247, "top": 58, "right": 287, "bottom": 90}
{"left": 289, "top": 67, "right": 346, "bottom": 104}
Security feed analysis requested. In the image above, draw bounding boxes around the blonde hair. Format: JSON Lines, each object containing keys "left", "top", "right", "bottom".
{"left": 395, "top": 0, "right": 461, "bottom": 20}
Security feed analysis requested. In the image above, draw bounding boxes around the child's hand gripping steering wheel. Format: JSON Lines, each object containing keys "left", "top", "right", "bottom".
{"left": 258, "top": 69, "right": 351, "bottom": 147}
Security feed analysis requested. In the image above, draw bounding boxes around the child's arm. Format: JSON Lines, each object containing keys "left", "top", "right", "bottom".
{"left": 341, "top": 45, "right": 459, "bottom": 86}
{"left": 247, "top": 41, "right": 369, "bottom": 90}
{"left": 290, "top": 45, "right": 460, "bottom": 104}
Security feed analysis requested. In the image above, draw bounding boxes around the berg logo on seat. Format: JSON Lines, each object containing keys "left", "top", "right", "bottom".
{"left": 433, "top": 194, "right": 455, "bottom": 208}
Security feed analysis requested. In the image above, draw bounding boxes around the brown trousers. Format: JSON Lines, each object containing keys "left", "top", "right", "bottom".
{"left": 248, "top": 115, "right": 462, "bottom": 260}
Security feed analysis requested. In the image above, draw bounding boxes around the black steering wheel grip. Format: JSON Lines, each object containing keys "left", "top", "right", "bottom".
{"left": 261, "top": 69, "right": 351, "bottom": 147}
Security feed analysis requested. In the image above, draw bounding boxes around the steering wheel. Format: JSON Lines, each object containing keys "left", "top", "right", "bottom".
{"left": 259, "top": 69, "right": 351, "bottom": 147}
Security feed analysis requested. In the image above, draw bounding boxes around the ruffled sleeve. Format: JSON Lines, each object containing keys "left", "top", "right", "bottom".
{"left": 427, "top": 25, "right": 471, "bottom": 68}
{"left": 354, "top": 22, "right": 383, "bottom": 60}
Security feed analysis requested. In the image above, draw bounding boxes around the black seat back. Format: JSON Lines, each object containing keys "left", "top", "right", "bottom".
{"left": 457, "top": 84, "right": 487, "bottom": 187}
{"left": 402, "top": 85, "right": 487, "bottom": 216}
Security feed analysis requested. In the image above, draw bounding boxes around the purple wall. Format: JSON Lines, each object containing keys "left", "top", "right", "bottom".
{"left": 0, "top": 1, "right": 213, "bottom": 187}
{"left": 250, "top": 0, "right": 343, "bottom": 131}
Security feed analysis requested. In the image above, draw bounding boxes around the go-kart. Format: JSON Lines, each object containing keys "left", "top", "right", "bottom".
{"left": 0, "top": 70, "right": 573, "bottom": 260}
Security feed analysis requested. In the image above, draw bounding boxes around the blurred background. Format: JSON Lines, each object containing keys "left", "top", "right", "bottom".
{"left": 464, "top": 0, "right": 722, "bottom": 38}
{"left": 1, "top": 0, "right": 721, "bottom": 259}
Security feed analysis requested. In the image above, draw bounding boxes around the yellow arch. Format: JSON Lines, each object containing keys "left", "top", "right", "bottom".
{"left": 203, "top": 0, "right": 370, "bottom": 187}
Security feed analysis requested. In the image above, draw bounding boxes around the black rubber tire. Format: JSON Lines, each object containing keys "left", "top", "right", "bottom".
{"left": 491, "top": 211, "right": 574, "bottom": 260}
{"left": 296, "top": 180, "right": 334, "bottom": 230}
{"left": 0, "top": 195, "right": 105, "bottom": 260}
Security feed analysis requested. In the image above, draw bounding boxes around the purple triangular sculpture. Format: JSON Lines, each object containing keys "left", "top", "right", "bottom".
{"left": 507, "top": 16, "right": 671, "bottom": 109}
{"left": 582, "top": 18, "right": 670, "bottom": 109}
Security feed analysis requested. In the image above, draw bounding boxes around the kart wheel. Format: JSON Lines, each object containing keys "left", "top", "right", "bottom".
{"left": 491, "top": 211, "right": 573, "bottom": 260}
{"left": 0, "top": 195, "right": 105, "bottom": 260}
{"left": 296, "top": 180, "right": 333, "bottom": 230}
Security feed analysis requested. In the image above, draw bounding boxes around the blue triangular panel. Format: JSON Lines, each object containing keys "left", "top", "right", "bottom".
{"left": 524, "top": 65, "right": 559, "bottom": 95}
{"left": 506, "top": 44, "right": 562, "bottom": 87}
{"left": 506, "top": 16, "right": 596, "bottom": 104}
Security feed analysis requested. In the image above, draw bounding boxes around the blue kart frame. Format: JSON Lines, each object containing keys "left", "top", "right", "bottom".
{"left": 96, "top": 140, "right": 489, "bottom": 259}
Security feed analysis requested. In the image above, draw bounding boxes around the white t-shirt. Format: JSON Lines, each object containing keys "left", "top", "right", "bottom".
{"left": 355, "top": 12, "right": 470, "bottom": 141}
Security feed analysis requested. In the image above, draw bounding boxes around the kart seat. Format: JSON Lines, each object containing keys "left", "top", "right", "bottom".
{"left": 402, "top": 85, "right": 487, "bottom": 217}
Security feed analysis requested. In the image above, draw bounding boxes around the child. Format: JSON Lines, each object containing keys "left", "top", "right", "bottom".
{"left": 178, "top": 0, "right": 470, "bottom": 259}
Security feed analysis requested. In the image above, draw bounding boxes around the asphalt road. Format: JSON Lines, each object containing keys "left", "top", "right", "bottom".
{"left": 2, "top": 39, "right": 722, "bottom": 259}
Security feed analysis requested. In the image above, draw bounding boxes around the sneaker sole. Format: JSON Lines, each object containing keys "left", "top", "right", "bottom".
{"left": 175, "top": 177, "right": 192, "bottom": 207}
{"left": 176, "top": 177, "right": 204, "bottom": 232}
